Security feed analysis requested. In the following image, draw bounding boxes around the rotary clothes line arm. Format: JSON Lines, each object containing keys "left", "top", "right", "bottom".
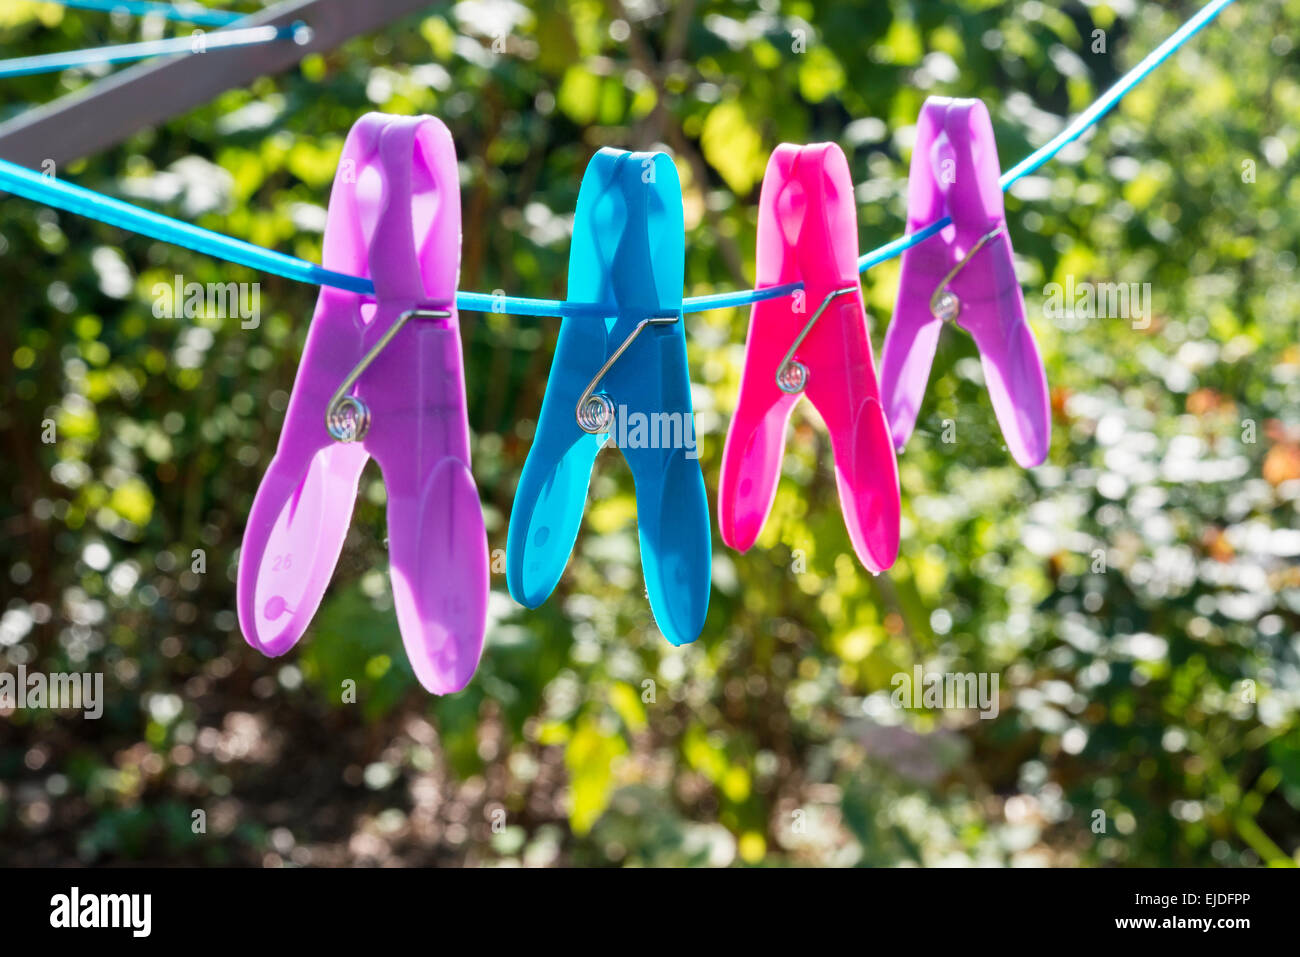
{"left": 0, "top": 0, "right": 434, "bottom": 169}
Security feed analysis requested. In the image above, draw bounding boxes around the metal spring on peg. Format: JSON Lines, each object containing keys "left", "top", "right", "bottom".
{"left": 574, "top": 312, "right": 680, "bottom": 435}
{"left": 776, "top": 360, "right": 808, "bottom": 394}
{"left": 324, "top": 307, "right": 451, "bottom": 443}
{"left": 774, "top": 286, "right": 859, "bottom": 395}
{"left": 929, "top": 225, "right": 1005, "bottom": 324}
{"left": 326, "top": 395, "right": 371, "bottom": 442}
{"left": 576, "top": 393, "right": 616, "bottom": 434}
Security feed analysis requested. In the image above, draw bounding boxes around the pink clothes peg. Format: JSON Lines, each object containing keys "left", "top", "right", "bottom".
{"left": 718, "top": 143, "right": 900, "bottom": 573}
{"left": 237, "top": 112, "right": 488, "bottom": 695}
{"left": 879, "top": 96, "right": 1050, "bottom": 468}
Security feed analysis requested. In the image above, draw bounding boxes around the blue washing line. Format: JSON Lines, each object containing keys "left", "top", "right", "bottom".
{"left": 0, "top": 23, "right": 307, "bottom": 78}
{"left": 0, "top": 0, "right": 1237, "bottom": 316}
{"left": 37, "top": 0, "right": 245, "bottom": 28}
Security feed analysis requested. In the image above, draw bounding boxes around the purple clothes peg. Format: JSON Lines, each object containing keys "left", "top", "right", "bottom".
{"left": 879, "top": 97, "right": 1050, "bottom": 468}
{"left": 237, "top": 112, "right": 488, "bottom": 695}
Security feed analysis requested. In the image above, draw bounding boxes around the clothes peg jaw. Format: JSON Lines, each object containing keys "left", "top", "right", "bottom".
{"left": 506, "top": 148, "right": 711, "bottom": 646}
{"left": 880, "top": 97, "right": 1051, "bottom": 469}
{"left": 237, "top": 113, "right": 488, "bottom": 695}
{"left": 719, "top": 143, "right": 901, "bottom": 574}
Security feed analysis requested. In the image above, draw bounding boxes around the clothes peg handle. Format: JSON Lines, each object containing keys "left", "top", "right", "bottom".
{"left": 804, "top": 291, "right": 901, "bottom": 573}
{"left": 718, "top": 373, "right": 799, "bottom": 554}
{"left": 238, "top": 283, "right": 374, "bottom": 658}
{"left": 239, "top": 436, "right": 368, "bottom": 658}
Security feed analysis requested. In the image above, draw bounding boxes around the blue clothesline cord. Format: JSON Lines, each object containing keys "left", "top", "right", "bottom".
{"left": 0, "top": 23, "right": 306, "bottom": 78}
{"left": 0, "top": 156, "right": 373, "bottom": 292}
{"left": 38, "top": 0, "right": 245, "bottom": 28}
{"left": 0, "top": 0, "right": 1236, "bottom": 316}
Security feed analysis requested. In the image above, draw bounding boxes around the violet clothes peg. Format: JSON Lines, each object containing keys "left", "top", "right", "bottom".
{"left": 506, "top": 148, "right": 711, "bottom": 646}
{"left": 879, "top": 96, "right": 1051, "bottom": 468}
{"left": 237, "top": 112, "right": 488, "bottom": 695}
{"left": 718, "top": 143, "right": 901, "bottom": 573}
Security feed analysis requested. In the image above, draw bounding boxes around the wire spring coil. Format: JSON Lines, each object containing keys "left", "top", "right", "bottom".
{"left": 577, "top": 393, "right": 616, "bottom": 434}
{"left": 326, "top": 395, "right": 371, "bottom": 442}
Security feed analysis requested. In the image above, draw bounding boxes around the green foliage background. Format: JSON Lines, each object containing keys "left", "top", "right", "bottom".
{"left": 1, "top": 0, "right": 1298, "bottom": 866}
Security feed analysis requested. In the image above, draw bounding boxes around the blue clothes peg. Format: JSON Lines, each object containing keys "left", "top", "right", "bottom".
{"left": 506, "top": 148, "right": 711, "bottom": 645}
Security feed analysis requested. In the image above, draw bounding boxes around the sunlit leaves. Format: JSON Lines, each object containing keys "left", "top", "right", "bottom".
{"left": 700, "top": 101, "right": 768, "bottom": 196}
{"left": 797, "top": 46, "right": 846, "bottom": 103}
{"left": 106, "top": 477, "right": 154, "bottom": 529}
{"left": 565, "top": 715, "right": 626, "bottom": 835}
{"left": 556, "top": 65, "right": 601, "bottom": 124}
